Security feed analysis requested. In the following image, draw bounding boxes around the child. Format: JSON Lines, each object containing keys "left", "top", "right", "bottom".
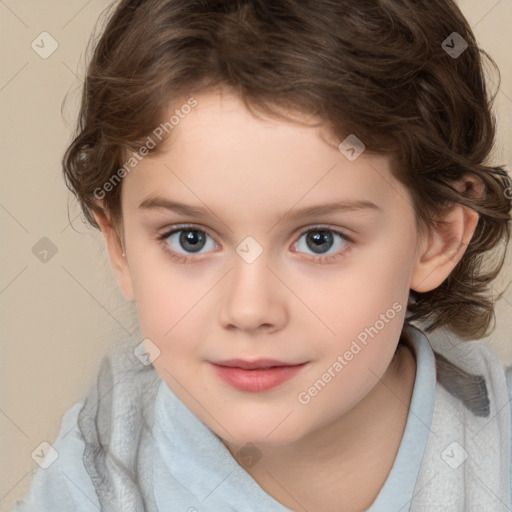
{"left": 11, "top": 0, "right": 512, "bottom": 510}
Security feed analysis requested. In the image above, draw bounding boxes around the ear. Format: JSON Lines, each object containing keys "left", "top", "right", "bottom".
{"left": 410, "top": 176, "right": 482, "bottom": 293}
{"left": 93, "top": 205, "right": 135, "bottom": 302}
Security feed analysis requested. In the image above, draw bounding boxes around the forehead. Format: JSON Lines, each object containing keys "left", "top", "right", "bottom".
{"left": 121, "top": 90, "right": 410, "bottom": 222}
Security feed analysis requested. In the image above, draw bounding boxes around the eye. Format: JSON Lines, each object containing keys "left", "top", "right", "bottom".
{"left": 157, "top": 224, "right": 353, "bottom": 264}
{"left": 157, "top": 225, "right": 218, "bottom": 262}
{"left": 292, "top": 226, "right": 352, "bottom": 263}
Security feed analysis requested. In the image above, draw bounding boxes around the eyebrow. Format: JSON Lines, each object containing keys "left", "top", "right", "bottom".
{"left": 138, "top": 195, "right": 381, "bottom": 220}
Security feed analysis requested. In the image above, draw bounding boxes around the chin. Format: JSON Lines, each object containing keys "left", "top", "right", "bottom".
{"left": 216, "top": 420, "right": 308, "bottom": 449}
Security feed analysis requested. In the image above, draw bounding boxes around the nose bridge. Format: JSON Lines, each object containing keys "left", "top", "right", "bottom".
{"left": 218, "top": 244, "right": 287, "bottom": 332}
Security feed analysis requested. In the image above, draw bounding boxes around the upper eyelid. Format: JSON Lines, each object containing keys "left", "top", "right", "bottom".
{"left": 160, "top": 223, "right": 351, "bottom": 245}
{"left": 160, "top": 224, "right": 220, "bottom": 245}
{"left": 296, "top": 224, "right": 349, "bottom": 236}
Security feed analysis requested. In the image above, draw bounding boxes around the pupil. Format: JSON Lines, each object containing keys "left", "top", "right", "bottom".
{"left": 180, "top": 230, "right": 205, "bottom": 253}
{"left": 307, "top": 230, "right": 333, "bottom": 254}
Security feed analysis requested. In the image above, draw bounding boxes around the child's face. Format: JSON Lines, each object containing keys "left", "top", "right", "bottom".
{"left": 108, "top": 90, "right": 426, "bottom": 447}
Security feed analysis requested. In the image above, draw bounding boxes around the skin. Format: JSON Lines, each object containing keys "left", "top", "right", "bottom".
{"left": 94, "top": 88, "right": 480, "bottom": 512}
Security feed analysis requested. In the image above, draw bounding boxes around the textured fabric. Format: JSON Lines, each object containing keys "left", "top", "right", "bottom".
{"left": 10, "top": 323, "right": 512, "bottom": 511}
{"left": 76, "top": 341, "right": 162, "bottom": 512}
{"left": 10, "top": 401, "right": 100, "bottom": 512}
{"left": 410, "top": 327, "right": 511, "bottom": 511}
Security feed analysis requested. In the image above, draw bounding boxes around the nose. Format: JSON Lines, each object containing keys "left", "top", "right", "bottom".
{"left": 218, "top": 252, "right": 288, "bottom": 334}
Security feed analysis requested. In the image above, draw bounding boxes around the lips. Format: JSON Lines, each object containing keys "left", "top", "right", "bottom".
{"left": 211, "top": 358, "right": 301, "bottom": 370}
{"left": 210, "top": 358, "right": 308, "bottom": 392}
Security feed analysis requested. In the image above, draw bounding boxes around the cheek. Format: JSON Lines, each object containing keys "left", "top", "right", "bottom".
{"left": 305, "top": 245, "right": 412, "bottom": 346}
{"left": 130, "top": 260, "right": 222, "bottom": 365}
{"left": 129, "top": 252, "right": 194, "bottom": 337}
{"left": 295, "top": 231, "right": 414, "bottom": 385}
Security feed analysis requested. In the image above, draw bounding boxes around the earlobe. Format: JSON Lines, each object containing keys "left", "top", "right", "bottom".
{"left": 92, "top": 208, "right": 135, "bottom": 302}
{"left": 410, "top": 203, "right": 479, "bottom": 293}
{"left": 410, "top": 174, "right": 483, "bottom": 293}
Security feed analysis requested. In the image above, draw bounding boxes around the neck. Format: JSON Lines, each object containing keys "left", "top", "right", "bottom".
{"left": 223, "top": 337, "right": 417, "bottom": 512}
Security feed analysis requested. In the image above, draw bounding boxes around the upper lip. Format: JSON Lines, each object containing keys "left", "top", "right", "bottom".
{"left": 210, "top": 358, "right": 305, "bottom": 370}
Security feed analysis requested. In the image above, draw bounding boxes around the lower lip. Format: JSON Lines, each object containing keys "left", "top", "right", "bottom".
{"left": 210, "top": 363, "right": 307, "bottom": 392}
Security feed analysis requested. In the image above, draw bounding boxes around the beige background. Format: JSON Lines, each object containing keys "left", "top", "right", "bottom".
{"left": 1, "top": 0, "right": 511, "bottom": 509}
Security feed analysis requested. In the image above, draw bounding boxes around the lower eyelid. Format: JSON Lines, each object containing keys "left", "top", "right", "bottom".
{"left": 162, "top": 229, "right": 218, "bottom": 253}
{"left": 159, "top": 226, "right": 352, "bottom": 261}
{"left": 293, "top": 231, "right": 350, "bottom": 257}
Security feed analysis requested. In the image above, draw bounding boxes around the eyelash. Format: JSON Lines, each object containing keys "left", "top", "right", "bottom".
{"left": 156, "top": 224, "right": 354, "bottom": 264}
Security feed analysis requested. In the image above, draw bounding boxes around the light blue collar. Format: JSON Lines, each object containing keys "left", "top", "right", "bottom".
{"left": 366, "top": 323, "right": 436, "bottom": 511}
{"left": 152, "top": 323, "right": 436, "bottom": 511}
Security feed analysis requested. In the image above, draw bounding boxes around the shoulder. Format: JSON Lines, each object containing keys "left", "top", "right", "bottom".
{"left": 506, "top": 364, "right": 512, "bottom": 498}
{"left": 506, "top": 365, "right": 512, "bottom": 396}
{"left": 506, "top": 364, "right": 512, "bottom": 433}
{"left": 10, "top": 401, "right": 100, "bottom": 512}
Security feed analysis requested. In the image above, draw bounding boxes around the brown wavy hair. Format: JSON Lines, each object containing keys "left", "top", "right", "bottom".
{"left": 62, "top": 0, "right": 511, "bottom": 341}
